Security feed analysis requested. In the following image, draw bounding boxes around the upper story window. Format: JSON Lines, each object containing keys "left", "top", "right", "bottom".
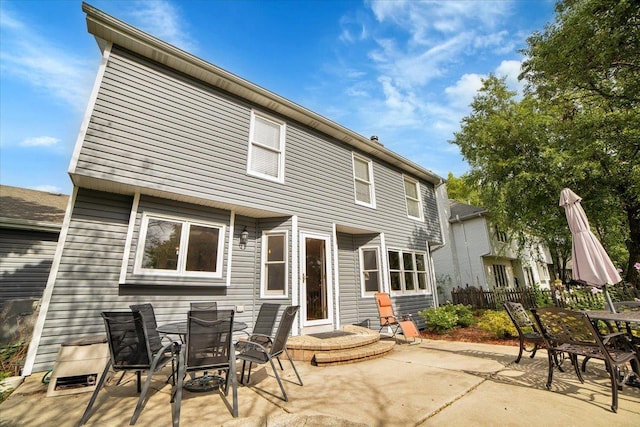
{"left": 247, "top": 111, "right": 286, "bottom": 183}
{"left": 388, "top": 249, "right": 430, "bottom": 294}
{"left": 134, "top": 213, "right": 225, "bottom": 278}
{"left": 261, "top": 231, "right": 288, "bottom": 297}
{"left": 494, "top": 225, "right": 508, "bottom": 242}
{"left": 352, "top": 153, "right": 376, "bottom": 208}
{"left": 359, "top": 247, "right": 381, "bottom": 296}
{"left": 403, "top": 176, "right": 423, "bottom": 221}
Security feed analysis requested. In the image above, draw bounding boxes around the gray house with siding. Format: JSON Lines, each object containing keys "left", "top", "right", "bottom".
{"left": 24, "top": 3, "right": 444, "bottom": 375}
{"left": 0, "top": 185, "right": 68, "bottom": 310}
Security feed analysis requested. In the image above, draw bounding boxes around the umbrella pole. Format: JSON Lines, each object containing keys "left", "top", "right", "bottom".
{"left": 603, "top": 285, "right": 616, "bottom": 313}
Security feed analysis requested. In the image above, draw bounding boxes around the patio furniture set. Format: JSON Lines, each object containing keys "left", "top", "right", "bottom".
{"left": 504, "top": 301, "right": 640, "bottom": 413}
{"left": 78, "top": 302, "right": 303, "bottom": 426}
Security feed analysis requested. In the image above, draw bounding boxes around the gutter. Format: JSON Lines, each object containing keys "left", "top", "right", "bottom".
{"left": 0, "top": 217, "right": 62, "bottom": 233}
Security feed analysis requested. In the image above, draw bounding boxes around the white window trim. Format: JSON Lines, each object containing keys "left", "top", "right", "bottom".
{"left": 247, "top": 110, "right": 286, "bottom": 183}
{"left": 260, "top": 230, "right": 289, "bottom": 299}
{"left": 387, "top": 248, "right": 431, "bottom": 295}
{"left": 402, "top": 175, "right": 424, "bottom": 221}
{"left": 133, "top": 212, "right": 226, "bottom": 278}
{"left": 352, "top": 153, "right": 376, "bottom": 208}
{"left": 359, "top": 246, "right": 381, "bottom": 297}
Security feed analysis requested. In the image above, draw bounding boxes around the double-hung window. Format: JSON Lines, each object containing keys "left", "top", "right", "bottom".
{"left": 359, "top": 247, "right": 381, "bottom": 296}
{"left": 388, "top": 249, "right": 430, "bottom": 294}
{"left": 261, "top": 231, "right": 288, "bottom": 297}
{"left": 135, "top": 214, "right": 225, "bottom": 278}
{"left": 247, "top": 110, "right": 286, "bottom": 183}
{"left": 352, "top": 154, "right": 375, "bottom": 208}
{"left": 403, "top": 176, "right": 423, "bottom": 220}
{"left": 493, "top": 264, "right": 508, "bottom": 287}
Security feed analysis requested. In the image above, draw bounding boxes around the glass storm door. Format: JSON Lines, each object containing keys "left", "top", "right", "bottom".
{"left": 301, "top": 234, "right": 332, "bottom": 325}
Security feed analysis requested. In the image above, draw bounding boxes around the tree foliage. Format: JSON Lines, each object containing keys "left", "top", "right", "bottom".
{"left": 451, "top": 0, "right": 640, "bottom": 285}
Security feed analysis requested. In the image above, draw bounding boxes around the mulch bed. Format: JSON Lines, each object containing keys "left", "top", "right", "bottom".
{"left": 420, "top": 325, "right": 520, "bottom": 346}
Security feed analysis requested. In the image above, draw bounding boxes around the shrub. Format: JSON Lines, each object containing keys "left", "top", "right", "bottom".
{"left": 418, "top": 303, "right": 475, "bottom": 334}
{"left": 476, "top": 310, "right": 517, "bottom": 339}
{"left": 450, "top": 304, "right": 475, "bottom": 327}
{"left": 418, "top": 307, "right": 457, "bottom": 334}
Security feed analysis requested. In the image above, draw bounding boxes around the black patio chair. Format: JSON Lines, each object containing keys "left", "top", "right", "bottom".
{"left": 236, "top": 305, "right": 303, "bottom": 402}
{"left": 237, "top": 303, "right": 280, "bottom": 350}
{"left": 171, "top": 309, "right": 238, "bottom": 426}
{"left": 130, "top": 303, "right": 172, "bottom": 347}
{"left": 190, "top": 301, "right": 217, "bottom": 311}
{"left": 504, "top": 302, "right": 544, "bottom": 363}
{"left": 531, "top": 307, "right": 640, "bottom": 413}
{"left": 79, "top": 311, "right": 175, "bottom": 426}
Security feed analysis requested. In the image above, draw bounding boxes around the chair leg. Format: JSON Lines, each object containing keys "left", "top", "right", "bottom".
{"left": 529, "top": 343, "right": 539, "bottom": 359}
{"left": 79, "top": 360, "right": 112, "bottom": 426}
{"left": 515, "top": 337, "right": 524, "bottom": 363}
{"left": 570, "top": 354, "right": 584, "bottom": 383}
{"left": 130, "top": 353, "right": 169, "bottom": 425}
{"left": 171, "top": 351, "right": 185, "bottom": 427}
{"left": 545, "top": 351, "right": 555, "bottom": 390}
{"left": 609, "top": 364, "right": 618, "bottom": 413}
{"left": 284, "top": 348, "right": 303, "bottom": 386}
{"left": 268, "top": 356, "right": 289, "bottom": 402}
{"left": 230, "top": 356, "right": 238, "bottom": 417}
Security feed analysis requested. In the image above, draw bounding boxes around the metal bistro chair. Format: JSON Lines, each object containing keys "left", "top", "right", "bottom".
{"left": 79, "top": 311, "right": 175, "bottom": 426}
{"left": 130, "top": 303, "right": 172, "bottom": 347}
{"left": 504, "top": 302, "right": 544, "bottom": 363}
{"left": 532, "top": 307, "right": 640, "bottom": 413}
{"left": 190, "top": 301, "right": 218, "bottom": 311}
{"left": 171, "top": 309, "right": 238, "bottom": 426}
{"left": 236, "top": 305, "right": 303, "bottom": 402}
{"left": 237, "top": 303, "right": 280, "bottom": 351}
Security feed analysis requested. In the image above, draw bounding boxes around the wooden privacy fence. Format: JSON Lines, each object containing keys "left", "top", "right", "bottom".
{"left": 450, "top": 286, "right": 605, "bottom": 310}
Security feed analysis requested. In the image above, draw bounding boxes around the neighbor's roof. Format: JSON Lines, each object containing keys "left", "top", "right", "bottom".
{"left": 0, "top": 185, "right": 69, "bottom": 231}
{"left": 81, "top": 2, "right": 444, "bottom": 186}
{"left": 449, "top": 200, "right": 488, "bottom": 222}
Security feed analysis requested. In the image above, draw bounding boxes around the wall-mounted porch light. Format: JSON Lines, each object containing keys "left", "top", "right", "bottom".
{"left": 239, "top": 226, "right": 249, "bottom": 249}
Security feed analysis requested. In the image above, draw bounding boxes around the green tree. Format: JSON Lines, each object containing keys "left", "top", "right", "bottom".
{"left": 445, "top": 172, "right": 482, "bottom": 206}
{"left": 452, "top": 0, "right": 640, "bottom": 286}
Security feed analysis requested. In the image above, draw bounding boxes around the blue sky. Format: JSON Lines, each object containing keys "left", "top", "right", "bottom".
{"left": 0, "top": 0, "right": 556, "bottom": 195}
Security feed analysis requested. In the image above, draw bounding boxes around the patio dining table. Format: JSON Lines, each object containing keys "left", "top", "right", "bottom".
{"left": 157, "top": 319, "right": 248, "bottom": 393}
{"left": 156, "top": 320, "right": 248, "bottom": 337}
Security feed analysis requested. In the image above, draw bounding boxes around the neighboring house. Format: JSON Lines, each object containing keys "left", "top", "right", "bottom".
{"left": 24, "top": 4, "right": 444, "bottom": 374}
{"left": 0, "top": 185, "right": 69, "bottom": 309}
{"left": 432, "top": 199, "right": 553, "bottom": 303}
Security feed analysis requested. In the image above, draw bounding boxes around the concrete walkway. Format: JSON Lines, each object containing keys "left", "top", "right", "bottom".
{"left": 1, "top": 339, "right": 639, "bottom": 426}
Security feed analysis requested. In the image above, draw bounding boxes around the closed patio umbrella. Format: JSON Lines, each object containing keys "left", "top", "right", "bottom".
{"left": 559, "top": 188, "right": 621, "bottom": 312}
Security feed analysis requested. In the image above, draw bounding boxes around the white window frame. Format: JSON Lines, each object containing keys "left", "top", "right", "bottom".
{"left": 402, "top": 175, "right": 424, "bottom": 221}
{"left": 260, "top": 230, "right": 289, "bottom": 298}
{"left": 134, "top": 212, "right": 225, "bottom": 278}
{"left": 359, "top": 246, "right": 381, "bottom": 297}
{"left": 352, "top": 153, "right": 376, "bottom": 208}
{"left": 247, "top": 110, "right": 286, "bottom": 183}
{"left": 387, "top": 248, "right": 431, "bottom": 295}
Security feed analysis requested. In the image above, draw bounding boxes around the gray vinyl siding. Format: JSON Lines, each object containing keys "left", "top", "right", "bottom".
{"left": 74, "top": 47, "right": 441, "bottom": 246}
{"left": 0, "top": 229, "right": 58, "bottom": 309}
{"left": 31, "top": 189, "right": 278, "bottom": 372}
{"left": 336, "top": 233, "right": 385, "bottom": 328}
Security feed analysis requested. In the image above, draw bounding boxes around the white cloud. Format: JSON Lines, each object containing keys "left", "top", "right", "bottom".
{"left": 495, "top": 59, "right": 525, "bottom": 95}
{"left": 445, "top": 74, "right": 485, "bottom": 110}
{"left": 20, "top": 136, "right": 61, "bottom": 147}
{"left": 0, "top": 10, "right": 95, "bottom": 111}
{"left": 128, "top": 0, "right": 196, "bottom": 53}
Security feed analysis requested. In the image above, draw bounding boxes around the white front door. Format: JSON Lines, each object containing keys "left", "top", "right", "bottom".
{"left": 300, "top": 233, "right": 333, "bottom": 328}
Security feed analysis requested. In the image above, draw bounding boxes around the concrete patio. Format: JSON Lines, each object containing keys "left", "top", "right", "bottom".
{"left": 1, "top": 339, "right": 639, "bottom": 426}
